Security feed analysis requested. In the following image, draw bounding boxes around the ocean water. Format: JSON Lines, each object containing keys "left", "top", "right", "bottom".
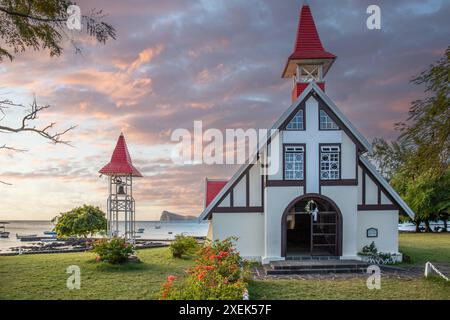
{"left": 0, "top": 220, "right": 209, "bottom": 252}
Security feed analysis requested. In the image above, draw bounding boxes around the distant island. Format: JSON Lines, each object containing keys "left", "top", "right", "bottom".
{"left": 159, "top": 211, "right": 197, "bottom": 221}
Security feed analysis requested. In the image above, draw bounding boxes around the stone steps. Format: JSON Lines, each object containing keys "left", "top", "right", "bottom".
{"left": 265, "top": 259, "right": 370, "bottom": 275}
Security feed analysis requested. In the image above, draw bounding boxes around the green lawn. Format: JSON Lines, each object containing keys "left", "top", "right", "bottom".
{"left": 399, "top": 233, "right": 450, "bottom": 265}
{"left": 248, "top": 277, "right": 449, "bottom": 300}
{"left": 0, "top": 233, "right": 449, "bottom": 300}
{"left": 0, "top": 247, "right": 194, "bottom": 300}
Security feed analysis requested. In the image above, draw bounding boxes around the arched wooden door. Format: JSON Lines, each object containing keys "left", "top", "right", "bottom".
{"left": 281, "top": 194, "right": 343, "bottom": 257}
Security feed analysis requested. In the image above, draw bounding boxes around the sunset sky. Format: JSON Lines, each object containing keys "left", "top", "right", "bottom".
{"left": 1, "top": 0, "right": 449, "bottom": 221}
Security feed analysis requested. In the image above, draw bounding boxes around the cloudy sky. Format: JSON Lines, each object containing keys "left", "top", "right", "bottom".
{"left": 0, "top": 0, "right": 448, "bottom": 220}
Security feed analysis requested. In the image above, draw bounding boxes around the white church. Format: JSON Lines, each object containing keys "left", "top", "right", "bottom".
{"left": 199, "top": 4, "right": 414, "bottom": 264}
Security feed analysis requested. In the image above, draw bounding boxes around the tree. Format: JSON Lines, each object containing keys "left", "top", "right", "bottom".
{"left": 391, "top": 168, "right": 450, "bottom": 232}
{"left": 370, "top": 138, "right": 411, "bottom": 181}
{"left": 0, "top": 1, "right": 117, "bottom": 184}
{"left": 372, "top": 46, "right": 450, "bottom": 232}
{"left": 396, "top": 45, "right": 450, "bottom": 178}
{"left": 0, "top": 0, "right": 116, "bottom": 61}
{"left": 52, "top": 204, "right": 107, "bottom": 239}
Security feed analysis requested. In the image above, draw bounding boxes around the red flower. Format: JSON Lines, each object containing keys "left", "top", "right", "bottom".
{"left": 168, "top": 275, "right": 177, "bottom": 284}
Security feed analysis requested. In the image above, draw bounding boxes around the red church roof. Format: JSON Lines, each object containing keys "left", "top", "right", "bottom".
{"left": 205, "top": 180, "right": 228, "bottom": 207}
{"left": 290, "top": 5, "right": 335, "bottom": 60}
{"left": 282, "top": 5, "right": 336, "bottom": 78}
{"left": 99, "top": 133, "right": 143, "bottom": 177}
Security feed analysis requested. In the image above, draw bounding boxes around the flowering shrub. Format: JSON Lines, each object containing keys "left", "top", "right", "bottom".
{"left": 160, "top": 237, "right": 248, "bottom": 300}
{"left": 169, "top": 235, "right": 199, "bottom": 258}
{"left": 92, "top": 237, "right": 134, "bottom": 264}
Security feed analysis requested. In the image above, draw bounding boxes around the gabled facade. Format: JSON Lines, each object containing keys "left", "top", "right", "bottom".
{"left": 199, "top": 5, "right": 414, "bottom": 264}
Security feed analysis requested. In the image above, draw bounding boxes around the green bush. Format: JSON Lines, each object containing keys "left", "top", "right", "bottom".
{"left": 169, "top": 235, "right": 199, "bottom": 258}
{"left": 52, "top": 205, "right": 107, "bottom": 238}
{"left": 160, "top": 237, "right": 248, "bottom": 300}
{"left": 92, "top": 238, "right": 134, "bottom": 264}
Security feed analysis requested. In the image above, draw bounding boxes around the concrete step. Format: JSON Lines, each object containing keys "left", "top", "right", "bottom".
{"left": 265, "top": 260, "right": 370, "bottom": 275}
{"left": 286, "top": 256, "right": 340, "bottom": 261}
{"left": 266, "top": 267, "right": 368, "bottom": 275}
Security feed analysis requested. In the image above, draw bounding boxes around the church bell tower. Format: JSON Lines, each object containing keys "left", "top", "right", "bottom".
{"left": 282, "top": 4, "right": 336, "bottom": 101}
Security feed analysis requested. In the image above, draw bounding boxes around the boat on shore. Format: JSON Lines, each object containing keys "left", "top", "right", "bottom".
{"left": 0, "top": 222, "right": 9, "bottom": 238}
{"left": 16, "top": 233, "right": 38, "bottom": 239}
{"left": 137, "top": 228, "right": 145, "bottom": 233}
{"left": 43, "top": 231, "right": 57, "bottom": 236}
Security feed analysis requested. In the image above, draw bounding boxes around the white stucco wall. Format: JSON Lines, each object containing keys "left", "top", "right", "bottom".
{"left": 341, "top": 133, "right": 356, "bottom": 179}
{"left": 218, "top": 193, "right": 230, "bottom": 207}
{"left": 357, "top": 210, "right": 399, "bottom": 253}
{"left": 249, "top": 164, "right": 262, "bottom": 206}
{"left": 206, "top": 220, "right": 213, "bottom": 241}
{"left": 321, "top": 186, "right": 359, "bottom": 259}
{"left": 365, "top": 173, "right": 378, "bottom": 204}
{"left": 380, "top": 192, "right": 392, "bottom": 205}
{"left": 233, "top": 175, "right": 246, "bottom": 206}
{"left": 263, "top": 186, "right": 304, "bottom": 262}
{"left": 212, "top": 212, "right": 264, "bottom": 259}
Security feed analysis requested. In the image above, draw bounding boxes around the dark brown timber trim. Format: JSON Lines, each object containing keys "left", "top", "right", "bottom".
{"left": 213, "top": 206, "right": 263, "bottom": 213}
{"left": 266, "top": 180, "right": 305, "bottom": 187}
{"left": 320, "top": 179, "right": 357, "bottom": 186}
{"left": 245, "top": 172, "right": 250, "bottom": 207}
{"left": 358, "top": 204, "right": 398, "bottom": 211}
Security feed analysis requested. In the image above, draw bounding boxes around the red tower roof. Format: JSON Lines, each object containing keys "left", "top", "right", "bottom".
{"left": 99, "top": 133, "right": 143, "bottom": 177}
{"left": 290, "top": 5, "right": 335, "bottom": 60}
{"left": 205, "top": 180, "right": 228, "bottom": 207}
{"left": 282, "top": 5, "right": 336, "bottom": 78}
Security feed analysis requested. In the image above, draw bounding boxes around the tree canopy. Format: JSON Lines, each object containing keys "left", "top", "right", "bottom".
{"left": 52, "top": 204, "right": 107, "bottom": 238}
{"left": 0, "top": 0, "right": 116, "bottom": 61}
{"left": 372, "top": 46, "right": 450, "bottom": 232}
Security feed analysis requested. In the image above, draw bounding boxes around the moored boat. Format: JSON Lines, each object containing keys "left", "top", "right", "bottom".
{"left": 16, "top": 233, "right": 38, "bottom": 239}
{"left": 0, "top": 222, "right": 10, "bottom": 238}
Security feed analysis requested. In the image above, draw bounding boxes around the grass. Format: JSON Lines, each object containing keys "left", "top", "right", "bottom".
{"left": 0, "top": 247, "right": 194, "bottom": 300}
{"left": 399, "top": 232, "right": 450, "bottom": 265}
{"left": 0, "top": 233, "right": 449, "bottom": 300}
{"left": 248, "top": 277, "right": 449, "bottom": 300}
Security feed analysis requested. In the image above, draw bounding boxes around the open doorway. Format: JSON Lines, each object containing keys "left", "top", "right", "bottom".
{"left": 282, "top": 194, "right": 342, "bottom": 257}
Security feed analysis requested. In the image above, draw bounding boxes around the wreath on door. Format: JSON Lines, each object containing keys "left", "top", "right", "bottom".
{"left": 305, "top": 200, "right": 319, "bottom": 222}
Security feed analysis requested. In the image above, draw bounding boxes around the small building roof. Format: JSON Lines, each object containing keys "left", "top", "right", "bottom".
{"left": 99, "top": 133, "right": 143, "bottom": 177}
{"left": 205, "top": 179, "right": 228, "bottom": 207}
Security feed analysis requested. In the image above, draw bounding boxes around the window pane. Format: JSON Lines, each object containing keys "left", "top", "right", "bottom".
{"left": 284, "top": 147, "right": 304, "bottom": 180}
{"left": 319, "top": 110, "right": 339, "bottom": 130}
{"left": 320, "top": 147, "right": 340, "bottom": 180}
{"left": 286, "top": 110, "right": 304, "bottom": 130}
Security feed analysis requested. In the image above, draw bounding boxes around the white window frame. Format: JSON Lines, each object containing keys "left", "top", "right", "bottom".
{"left": 320, "top": 146, "right": 340, "bottom": 180}
{"left": 286, "top": 109, "right": 304, "bottom": 131}
{"left": 284, "top": 146, "right": 305, "bottom": 181}
{"left": 320, "top": 110, "right": 339, "bottom": 130}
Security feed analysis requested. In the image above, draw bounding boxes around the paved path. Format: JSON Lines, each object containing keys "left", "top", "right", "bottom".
{"left": 251, "top": 264, "right": 425, "bottom": 280}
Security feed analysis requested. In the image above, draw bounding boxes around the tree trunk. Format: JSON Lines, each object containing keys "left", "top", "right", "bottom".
{"left": 424, "top": 220, "right": 433, "bottom": 233}
{"left": 414, "top": 220, "right": 422, "bottom": 233}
